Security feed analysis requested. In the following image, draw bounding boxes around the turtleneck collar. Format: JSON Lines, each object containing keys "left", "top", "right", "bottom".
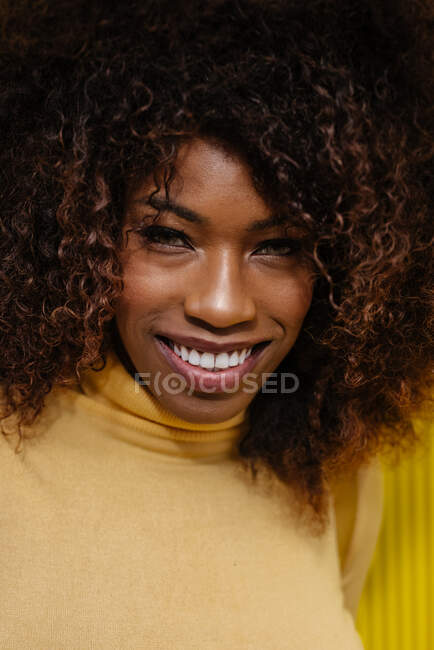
{"left": 76, "top": 345, "right": 250, "bottom": 459}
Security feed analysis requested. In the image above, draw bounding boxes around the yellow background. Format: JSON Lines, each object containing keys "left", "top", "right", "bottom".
{"left": 356, "top": 417, "right": 433, "bottom": 649}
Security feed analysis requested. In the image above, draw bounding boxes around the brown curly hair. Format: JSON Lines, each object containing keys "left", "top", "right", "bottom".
{"left": 1, "top": 0, "right": 432, "bottom": 527}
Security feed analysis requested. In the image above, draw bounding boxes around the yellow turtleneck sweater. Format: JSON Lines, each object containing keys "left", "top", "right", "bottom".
{"left": 0, "top": 346, "right": 382, "bottom": 649}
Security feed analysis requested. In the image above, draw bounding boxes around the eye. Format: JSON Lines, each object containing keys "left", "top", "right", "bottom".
{"left": 254, "top": 238, "right": 301, "bottom": 257}
{"left": 137, "top": 225, "right": 192, "bottom": 249}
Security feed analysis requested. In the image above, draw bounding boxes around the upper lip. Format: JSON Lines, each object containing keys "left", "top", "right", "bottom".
{"left": 156, "top": 333, "right": 270, "bottom": 354}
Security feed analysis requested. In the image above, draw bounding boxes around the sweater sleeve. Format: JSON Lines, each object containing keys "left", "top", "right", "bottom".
{"left": 332, "top": 457, "right": 384, "bottom": 620}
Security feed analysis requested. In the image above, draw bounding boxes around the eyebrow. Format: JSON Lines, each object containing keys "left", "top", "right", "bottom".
{"left": 133, "top": 196, "right": 287, "bottom": 232}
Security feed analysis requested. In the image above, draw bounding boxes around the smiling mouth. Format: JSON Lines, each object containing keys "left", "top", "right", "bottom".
{"left": 156, "top": 335, "right": 270, "bottom": 372}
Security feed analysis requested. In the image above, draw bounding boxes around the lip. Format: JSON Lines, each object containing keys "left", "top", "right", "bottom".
{"left": 154, "top": 335, "right": 271, "bottom": 393}
{"left": 155, "top": 332, "right": 270, "bottom": 354}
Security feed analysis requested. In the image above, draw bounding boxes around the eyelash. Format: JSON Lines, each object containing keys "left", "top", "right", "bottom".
{"left": 137, "top": 225, "right": 300, "bottom": 257}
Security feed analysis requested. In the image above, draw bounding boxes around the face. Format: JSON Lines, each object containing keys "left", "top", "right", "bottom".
{"left": 115, "top": 139, "right": 314, "bottom": 423}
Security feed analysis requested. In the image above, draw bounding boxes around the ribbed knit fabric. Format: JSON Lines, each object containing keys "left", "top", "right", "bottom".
{"left": 356, "top": 418, "right": 433, "bottom": 649}
{"left": 0, "top": 345, "right": 382, "bottom": 649}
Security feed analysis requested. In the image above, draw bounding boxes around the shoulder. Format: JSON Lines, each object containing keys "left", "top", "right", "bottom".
{"left": 331, "top": 458, "right": 384, "bottom": 619}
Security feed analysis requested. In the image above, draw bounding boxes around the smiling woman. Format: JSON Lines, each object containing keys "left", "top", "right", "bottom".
{"left": 115, "top": 139, "right": 314, "bottom": 421}
{"left": 0, "top": 0, "right": 432, "bottom": 648}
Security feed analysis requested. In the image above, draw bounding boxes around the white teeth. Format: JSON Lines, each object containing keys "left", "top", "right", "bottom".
{"left": 168, "top": 339, "right": 254, "bottom": 370}
{"left": 188, "top": 349, "right": 201, "bottom": 366}
{"left": 215, "top": 352, "right": 230, "bottom": 369}
{"left": 199, "top": 352, "right": 215, "bottom": 369}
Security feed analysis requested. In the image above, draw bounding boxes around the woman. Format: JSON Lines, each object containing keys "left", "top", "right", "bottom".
{"left": 0, "top": 0, "right": 432, "bottom": 647}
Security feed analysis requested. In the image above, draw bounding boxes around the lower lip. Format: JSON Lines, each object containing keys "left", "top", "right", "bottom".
{"left": 154, "top": 337, "right": 270, "bottom": 393}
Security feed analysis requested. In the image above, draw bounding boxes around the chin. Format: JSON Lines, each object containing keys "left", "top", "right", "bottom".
{"left": 162, "top": 394, "right": 245, "bottom": 424}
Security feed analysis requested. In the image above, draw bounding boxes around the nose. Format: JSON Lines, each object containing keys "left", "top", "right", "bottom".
{"left": 184, "top": 250, "right": 256, "bottom": 328}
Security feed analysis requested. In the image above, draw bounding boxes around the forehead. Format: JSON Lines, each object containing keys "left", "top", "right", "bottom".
{"left": 172, "top": 139, "right": 255, "bottom": 194}
{"left": 130, "top": 138, "right": 273, "bottom": 230}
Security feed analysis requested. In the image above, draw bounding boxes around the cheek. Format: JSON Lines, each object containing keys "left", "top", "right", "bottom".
{"left": 294, "top": 273, "right": 314, "bottom": 317}
{"left": 264, "top": 270, "right": 314, "bottom": 328}
{"left": 115, "top": 253, "right": 185, "bottom": 321}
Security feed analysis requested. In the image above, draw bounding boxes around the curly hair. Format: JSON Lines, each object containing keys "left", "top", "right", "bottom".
{"left": 1, "top": 0, "right": 432, "bottom": 527}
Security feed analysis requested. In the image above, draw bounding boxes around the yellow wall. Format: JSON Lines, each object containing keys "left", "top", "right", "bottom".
{"left": 356, "top": 417, "right": 433, "bottom": 649}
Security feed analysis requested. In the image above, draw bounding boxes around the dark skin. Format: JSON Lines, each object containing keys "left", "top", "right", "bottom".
{"left": 115, "top": 139, "right": 314, "bottom": 423}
